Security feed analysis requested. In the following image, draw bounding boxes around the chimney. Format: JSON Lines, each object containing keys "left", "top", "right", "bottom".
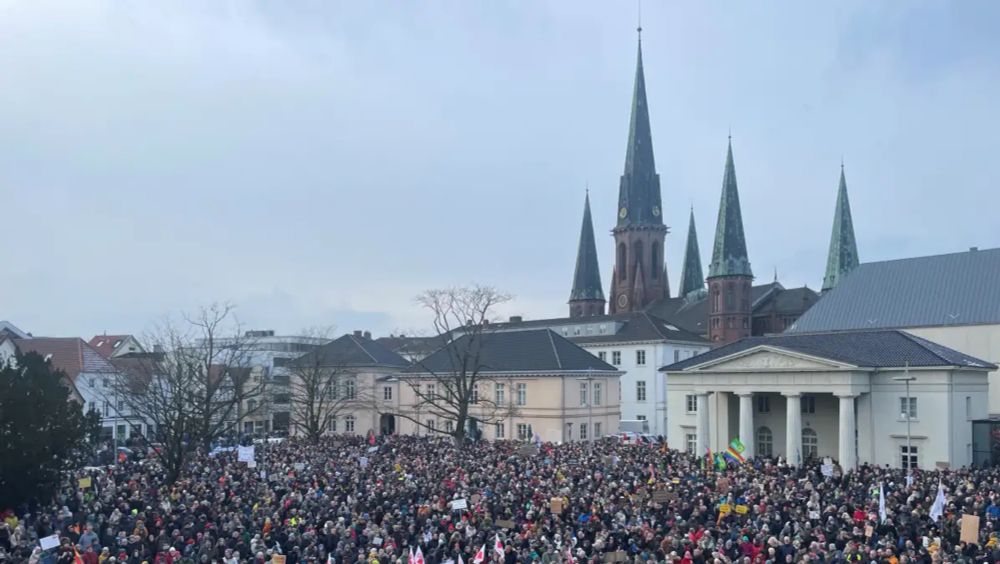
{"left": 353, "top": 330, "right": 362, "bottom": 337}
{"left": 509, "top": 316, "right": 523, "bottom": 323}
{"left": 970, "top": 247, "right": 979, "bottom": 252}
{"left": 363, "top": 331, "right": 372, "bottom": 339}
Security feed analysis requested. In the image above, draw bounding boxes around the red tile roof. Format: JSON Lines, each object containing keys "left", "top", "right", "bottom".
{"left": 13, "top": 337, "right": 118, "bottom": 381}
{"left": 87, "top": 335, "right": 132, "bottom": 359}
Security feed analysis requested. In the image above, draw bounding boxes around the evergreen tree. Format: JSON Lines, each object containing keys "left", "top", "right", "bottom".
{"left": 0, "top": 352, "right": 101, "bottom": 509}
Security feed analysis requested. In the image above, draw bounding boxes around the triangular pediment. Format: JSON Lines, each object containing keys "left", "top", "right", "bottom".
{"left": 690, "top": 346, "right": 853, "bottom": 371}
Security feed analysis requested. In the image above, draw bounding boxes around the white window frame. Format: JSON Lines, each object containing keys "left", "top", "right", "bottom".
{"left": 801, "top": 428, "right": 818, "bottom": 459}
{"left": 383, "top": 386, "right": 393, "bottom": 401}
{"left": 516, "top": 383, "right": 527, "bottom": 406}
{"left": 636, "top": 350, "right": 646, "bottom": 366}
{"left": 636, "top": 380, "right": 647, "bottom": 402}
{"left": 344, "top": 415, "right": 355, "bottom": 433}
{"left": 757, "top": 426, "right": 773, "bottom": 457}
{"left": 516, "top": 423, "right": 530, "bottom": 440}
{"left": 495, "top": 383, "right": 505, "bottom": 404}
{"left": 594, "top": 422, "right": 602, "bottom": 438}
{"left": 593, "top": 382, "right": 602, "bottom": 406}
{"left": 598, "top": 351, "right": 607, "bottom": 362}
{"left": 684, "top": 432, "right": 697, "bottom": 454}
{"left": 579, "top": 382, "right": 588, "bottom": 406}
{"left": 900, "top": 396, "right": 917, "bottom": 420}
{"left": 686, "top": 394, "right": 697, "bottom": 413}
{"left": 495, "top": 421, "right": 505, "bottom": 439}
{"left": 579, "top": 423, "right": 588, "bottom": 440}
{"left": 611, "top": 351, "right": 621, "bottom": 366}
{"left": 901, "top": 445, "right": 919, "bottom": 470}
{"left": 801, "top": 395, "right": 816, "bottom": 414}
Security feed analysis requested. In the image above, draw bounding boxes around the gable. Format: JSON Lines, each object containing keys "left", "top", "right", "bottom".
{"left": 688, "top": 347, "right": 851, "bottom": 372}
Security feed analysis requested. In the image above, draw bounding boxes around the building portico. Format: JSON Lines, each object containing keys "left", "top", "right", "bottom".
{"left": 664, "top": 331, "right": 995, "bottom": 469}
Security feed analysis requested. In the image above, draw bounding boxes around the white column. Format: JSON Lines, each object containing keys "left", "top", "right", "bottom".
{"left": 696, "top": 393, "right": 710, "bottom": 455}
{"left": 738, "top": 393, "right": 755, "bottom": 458}
{"left": 838, "top": 394, "right": 858, "bottom": 472}
{"left": 784, "top": 392, "right": 802, "bottom": 466}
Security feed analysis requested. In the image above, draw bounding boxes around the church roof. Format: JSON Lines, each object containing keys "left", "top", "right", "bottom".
{"left": 662, "top": 329, "right": 996, "bottom": 372}
{"left": 404, "top": 329, "right": 618, "bottom": 374}
{"left": 789, "top": 248, "right": 1000, "bottom": 333}
{"left": 615, "top": 36, "right": 664, "bottom": 229}
{"left": 708, "top": 140, "right": 752, "bottom": 278}
{"left": 646, "top": 283, "right": 816, "bottom": 336}
{"left": 569, "top": 192, "right": 605, "bottom": 302}
{"left": 485, "top": 311, "right": 707, "bottom": 345}
{"left": 822, "top": 166, "right": 860, "bottom": 291}
{"left": 678, "top": 208, "right": 705, "bottom": 297}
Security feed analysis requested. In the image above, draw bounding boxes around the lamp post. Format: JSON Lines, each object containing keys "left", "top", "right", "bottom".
{"left": 893, "top": 368, "right": 916, "bottom": 472}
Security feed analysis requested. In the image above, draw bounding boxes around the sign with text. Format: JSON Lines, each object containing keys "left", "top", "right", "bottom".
{"left": 550, "top": 498, "right": 563, "bottom": 514}
{"left": 961, "top": 514, "right": 980, "bottom": 545}
{"left": 237, "top": 445, "right": 255, "bottom": 463}
{"left": 451, "top": 498, "right": 468, "bottom": 511}
{"left": 78, "top": 477, "right": 92, "bottom": 489}
{"left": 735, "top": 505, "right": 749, "bottom": 515}
{"left": 497, "top": 519, "right": 516, "bottom": 529}
{"left": 39, "top": 534, "right": 60, "bottom": 550}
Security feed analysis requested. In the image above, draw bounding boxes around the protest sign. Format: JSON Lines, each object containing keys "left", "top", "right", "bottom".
{"left": 247, "top": 460, "right": 257, "bottom": 468}
{"left": 359, "top": 457, "right": 369, "bottom": 468}
{"left": 78, "top": 476, "right": 92, "bottom": 489}
{"left": 735, "top": 504, "right": 749, "bottom": 515}
{"left": 603, "top": 551, "right": 628, "bottom": 563}
{"left": 961, "top": 514, "right": 980, "bottom": 544}
{"left": 272, "top": 555, "right": 286, "bottom": 564}
{"left": 719, "top": 504, "right": 731, "bottom": 515}
{"left": 237, "top": 445, "right": 255, "bottom": 463}
{"left": 451, "top": 498, "right": 468, "bottom": 510}
{"left": 518, "top": 445, "right": 538, "bottom": 456}
{"left": 368, "top": 446, "right": 379, "bottom": 453}
{"left": 652, "top": 490, "right": 672, "bottom": 503}
{"left": 39, "top": 534, "right": 60, "bottom": 550}
{"left": 292, "top": 463, "right": 305, "bottom": 471}
{"left": 497, "top": 519, "right": 516, "bottom": 529}
{"left": 373, "top": 537, "right": 384, "bottom": 547}
{"left": 821, "top": 464, "right": 834, "bottom": 477}
{"left": 717, "top": 477, "right": 730, "bottom": 494}
{"left": 550, "top": 497, "right": 563, "bottom": 514}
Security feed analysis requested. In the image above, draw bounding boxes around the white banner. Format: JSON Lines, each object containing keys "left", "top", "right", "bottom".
{"left": 237, "top": 445, "right": 255, "bottom": 463}
{"left": 451, "top": 498, "right": 468, "bottom": 511}
{"left": 39, "top": 534, "right": 60, "bottom": 550}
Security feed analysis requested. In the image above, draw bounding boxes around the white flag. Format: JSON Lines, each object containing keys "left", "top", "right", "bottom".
{"left": 472, "top": 545, "right": 486, "bottom": 564}
{"left": 879, "top": 482, "right": 887, "bottom": 523}
{"left": 930, "top": 483, "right": 946, "bottom": 523}
{"left": 458, "top": 555, "right": 464, "bottom": 564}
{"left": 494, "top": 534, "right": 505, "bottom": 558}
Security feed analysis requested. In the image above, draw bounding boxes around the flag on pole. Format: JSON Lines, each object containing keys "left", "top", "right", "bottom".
{"left": 879, "top": 482, "right": 887, "bottom": 523}
{"left": 458, "top": 554, "right": 465, "bottom": 564}
{"left": 415, "top": 547, "right": 425, "bottom": 564}
{"left": 930, "top": 482, "right": 946, "bottom": 523}
{"left": 73, "top": 547, "right": 84, "bottom": 564}
{"left": 368, "top": 430, "right": 376, "bottom": 446}
{"left": 472, "top": 545, "right": 486, "bottom": 564}
{"left": 715, "top": 452, "right": 727, "bottom": 471}
{"left": 494, "top": 534, "right": 504, "bottom": 558}
{"left": 409, "top": 548, "right": 415, "bottom": 564}
{"left": 724, "top": 439, "right": 746, "bottom": 464}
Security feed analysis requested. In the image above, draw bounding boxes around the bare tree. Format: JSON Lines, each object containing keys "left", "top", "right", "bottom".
{"left": 394, "top": 285, "right": 514, "bottom": 448}
{"left": 110, "top": 303, "right": 266, "bottom": 483}
{"left": 286, "top": 328, "right": 373, "bottom": 443}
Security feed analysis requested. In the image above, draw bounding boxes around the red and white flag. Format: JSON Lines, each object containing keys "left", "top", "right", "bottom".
{"left": 458, "top": 555, "right": 465, "bottom": 564}
{"left": 494, "top": 534, "right": 504, "bottom": 558}
{"left": 415, "top": 547, "right": 425, "bottom": 564}
{"left": 472, "top": 545, "right": 486, "bottom": 564}
{"left": 409, "top": 548, "right": 415, "bottom": 564}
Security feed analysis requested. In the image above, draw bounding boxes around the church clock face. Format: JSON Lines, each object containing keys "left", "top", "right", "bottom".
{"left": 619, "top": 207, "right": 628, "bottom": 219}
{"left": 617, "top": 293, "right": 629, "bottom": 309}
{"left": 652, "top": 205, "right": 660, "bottom": 217}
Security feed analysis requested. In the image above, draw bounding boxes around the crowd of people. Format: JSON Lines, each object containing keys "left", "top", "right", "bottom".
{"left": 1, "top": 434, "right": 999, "bottom": 563}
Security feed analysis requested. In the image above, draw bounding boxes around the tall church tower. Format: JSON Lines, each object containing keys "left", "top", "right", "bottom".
{"left": 569, "top": 192, "right": 606, "bottom": 317}
{"left": 608, "top": 29, "right": 669, "bottom": 314}
{"left": 678, "top": 207, "right": 705, "bottom": 298}
{"left": 707, "top": 138, "right": 753, "bottom": 344}
{"left": 822, "top": 164, "right": 859, "bottom": 292}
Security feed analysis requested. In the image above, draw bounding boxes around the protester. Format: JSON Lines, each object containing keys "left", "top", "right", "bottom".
{"left": 1, "top": 435, "right": 997, "bottom": 563}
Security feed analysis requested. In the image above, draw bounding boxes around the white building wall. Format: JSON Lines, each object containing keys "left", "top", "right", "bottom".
{"left": 582, "top": 341, "right": 708, "bottom": 436}
{"left": 904, "top": 325, "right": 1000, "bottom": 416}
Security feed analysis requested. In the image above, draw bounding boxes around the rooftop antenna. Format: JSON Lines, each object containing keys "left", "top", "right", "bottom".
{"left": 637, "top": 0, "right": 642, "bottom": 38}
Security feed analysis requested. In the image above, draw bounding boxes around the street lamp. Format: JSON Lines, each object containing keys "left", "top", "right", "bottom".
{"left": 893, "top": 368, "right": 916, "bottom": 472}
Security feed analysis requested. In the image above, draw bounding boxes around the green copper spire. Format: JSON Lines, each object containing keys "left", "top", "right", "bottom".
{"left": 679, "top": 208, "right": 705, "bottom": 297}
{"left": 616, "top": 35, "right": 663, "bottom": 228}
{"left": 570, "top": 192, "right": 605, "bottom": 302}
{"left": 822, "top": 165, "right": 859, "bottom": 291}
{"left": 708, "top": 138, "right": 752, "bottom": 278}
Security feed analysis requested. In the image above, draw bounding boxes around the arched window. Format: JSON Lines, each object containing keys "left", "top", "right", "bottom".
{"left": 712, "top": 287, "right": 721, "bottom": 313}
{"left": 617, "top": 243, "right": 627, "bottom": 280}
{"left": 757, "top": 426, "right": 773, "bottom": 457}
{"left": 651, "top": 242, "right": 660, "bottom": 279}
{"left": 725, "top": 283, "right": 735, "bottom": 309}
{"left": 634, "top": 240, "right": 644, "bottom": 276}
{"left": 802, "top": 428, "right": 818, "bottom": 460}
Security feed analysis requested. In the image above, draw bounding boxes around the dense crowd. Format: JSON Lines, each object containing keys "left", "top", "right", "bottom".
{"left": 2, "top": 435, "right": 1000, "bottom": 563}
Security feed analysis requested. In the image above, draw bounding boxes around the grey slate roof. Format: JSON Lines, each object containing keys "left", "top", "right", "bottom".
{"left": 789, "top": 248, "right": 1000, "bottom": 332}
{"left": 485, "top": 312, "right": 707, "bottom": 345}
{"left": 822, "top": 166, "right": 860, "bottom": 291}
{"left": 404, "top": 329, "right": 618, "bottom": 374}
{"left": 296, "top": 333, "right": 409, "bottom": 368}
{"left": 616, "top": 37, "right": 664, "bottom": 229}
{"left": 569, "top": 192, "right": 605, "bottom": 302}
{"left": 708, "top": 140, "right": 752, "bottom": 278}
{"left": 678, "top": 208, "right": 705, "bottom": 297}
{"left": 662, "top": 329, "right": 997, "bottom": 372}
{"left": 646, "top": 283, "right": 818, "bottom": 336}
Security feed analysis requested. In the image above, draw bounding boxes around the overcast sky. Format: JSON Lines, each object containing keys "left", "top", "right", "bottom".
{"left": 2, "top": 1, "right": 998, "bottom": 339}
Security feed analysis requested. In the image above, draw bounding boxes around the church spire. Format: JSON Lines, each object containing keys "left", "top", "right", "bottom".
{"left": 569, "top": 191, "right": 605, "bottom": 317}
{"left": 678, "top": 208, "right": 705, "bottom": 297}
{"left": 708, "top": 138, "right": 752, "bottom": 278}
{"left": 616, "top": 33, "right": 663, "bottom": 228}
{"left": 822, "top": 164, "right": 859, "bottom": 291}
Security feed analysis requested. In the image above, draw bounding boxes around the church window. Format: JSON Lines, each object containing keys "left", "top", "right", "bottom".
{"left": 712, "top": 288, "right": 721, "bottom": 313}
{"left": 651, "top": 243, "right": 660, "bottom": 279}
{"left": 634, "top": 240, "right": 644, "bottom": 275}
{"left": 617, "top": 243, "right": 627, "bottom": 280}
{"left": 726, "top": 284, "right": 735, "bottom": 309}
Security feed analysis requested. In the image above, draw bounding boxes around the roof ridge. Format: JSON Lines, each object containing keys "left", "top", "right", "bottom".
{"left": 547, "top": 330, "right": 563, "bottom": 370}
{"left": 861, "top": 247, "right": 1000, "bottom": 267}
{"left": 349, "top": 335, "right": 380, "bottom": 364}
{"left": 894, "top": 330, "right": 954, "bottom": 365}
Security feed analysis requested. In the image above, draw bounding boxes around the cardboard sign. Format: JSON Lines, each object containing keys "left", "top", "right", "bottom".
{"left": 865, "top": 525, "right": 874, "bottom": 538}
{"left": 518, "top": 445, "right": 538, "bottom": 456}
{"left": 735, "top": 504, "right": 749, "bottom": 515}
{"left": 78, "top": 477, "right": 92, "bottom": 489}
{"left": 39, "top": 534, "right": 60, "bottom": 550}
{"left": 719, "top": 504, "right": 731, "bottom": 515}
{"left": 603, "top": 551, "right": 628, "bottom": 562}
{"left": 717, "top": 477, "right": 730, "bottom": 494}
{"left": 497, "top": 519, "right": 516, "bottom": 529}
{"left": 820, "top": 464, "right": 834, "bottom": 477}
{"left": 652, "top": 490, "right": 672, "bottom": 503}
{"left": 272, "top": 556, "right": 286, "bottom": 564}
{"left": 237, "top": 445, "right": 255, "bottom": 463}
{"left": 471, "top": 494, "right": 482, "bottom": 504}
{"left": 373, "top": 537, "right": 384, "bottom": 547}
{"left": 451, "top": 498, "right": 468, "bottom": 510}
{"left": 550, "top": 498, "right": 564, "bottom": 514}
{"left": 961, "top": 514, "right": 980, "bottom": 545}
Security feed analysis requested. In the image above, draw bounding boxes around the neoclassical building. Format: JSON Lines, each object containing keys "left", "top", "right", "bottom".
{"left": 663, "top": 330, "right": 994, "bottom": 469}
